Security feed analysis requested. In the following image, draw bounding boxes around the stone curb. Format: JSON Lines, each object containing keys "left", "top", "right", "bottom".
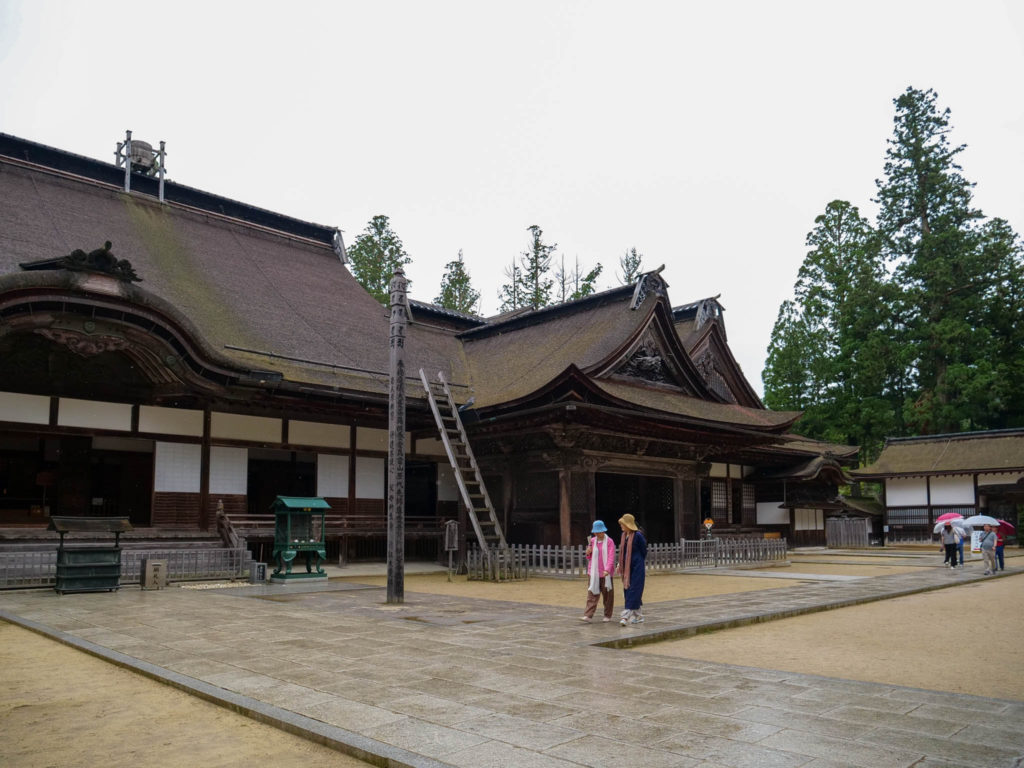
{"left": 0, "top": 608, "right": 455, "bottom": 768}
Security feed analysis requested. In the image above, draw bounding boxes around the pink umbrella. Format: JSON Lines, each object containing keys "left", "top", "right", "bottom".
{"left": 935, "top": 513, "right": 964, "bottom": 523}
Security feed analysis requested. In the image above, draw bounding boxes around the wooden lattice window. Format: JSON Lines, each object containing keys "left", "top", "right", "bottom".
{"left": 742, "top": 483, "right": 756, "bottom": 519}
{"left": 711, "top": 479, "right": 729, "bottom": 524}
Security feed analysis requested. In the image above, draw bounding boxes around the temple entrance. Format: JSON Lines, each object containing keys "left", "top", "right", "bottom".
{"left": 0, "top": 434, "right": 154, "bottom": 526}
{"left": 595, "top": 473, "right": 674, "bottom": 542}
{"left": 247, "top": 449, "right": 316, "bottom": 514}
{"left": 404, "top": 461, "right": 437, "bottom": 518}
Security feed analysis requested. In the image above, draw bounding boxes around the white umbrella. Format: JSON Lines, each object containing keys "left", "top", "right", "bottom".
{"left": 963, "top": 514, "right": 999, "bottom": 527}
{"left": 933, "top": 521, "right": 969, "bottom": 535}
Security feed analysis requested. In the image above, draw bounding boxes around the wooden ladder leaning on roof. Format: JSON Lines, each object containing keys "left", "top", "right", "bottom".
{"left": 419, "top": 368, "right": 523, "bottom": 581}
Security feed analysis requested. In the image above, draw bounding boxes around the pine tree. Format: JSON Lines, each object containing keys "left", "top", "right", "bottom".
{"left": 434, "top": 249, "right": 481, "bottom": 314}
{"left": 617, "top": 247, "right": 643, "bottom": 284}
{"left": 520, "top": 225, "right": 556, "bottom": 310}
{"left": 346, "top": 215, "right": 412, "bottom": 304}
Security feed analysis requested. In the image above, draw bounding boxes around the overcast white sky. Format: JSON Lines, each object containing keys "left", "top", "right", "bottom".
{"left": 2, "top": 1, "right": 1022, "bottom": 396}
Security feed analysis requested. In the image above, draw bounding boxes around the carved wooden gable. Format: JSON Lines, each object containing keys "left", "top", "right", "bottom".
{"left": 610, "top": 328, "right": 696, "bottom": 394}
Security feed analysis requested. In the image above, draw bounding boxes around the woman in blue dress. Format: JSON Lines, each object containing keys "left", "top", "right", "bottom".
{"left": 617, "top": 513, "right": 647, "bottom": 625}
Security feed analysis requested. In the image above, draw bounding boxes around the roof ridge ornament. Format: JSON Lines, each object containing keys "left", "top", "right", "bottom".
{"left": 630, "top": 264, "right": 667, "bottom": 310}
{"left": 19, "top": 241, "right": 142, "bottom": 282}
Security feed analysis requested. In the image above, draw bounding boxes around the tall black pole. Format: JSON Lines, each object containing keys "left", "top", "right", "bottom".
{"left": 387, "top": 266, "right": 408, "bottom": 603}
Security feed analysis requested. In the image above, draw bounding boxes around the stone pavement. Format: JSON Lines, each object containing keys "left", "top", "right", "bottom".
{"left": 1, "top": 557, "right": 1022, "bottom": 768}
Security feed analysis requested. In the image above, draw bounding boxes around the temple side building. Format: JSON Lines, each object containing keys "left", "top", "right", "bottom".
{"left": 0, "top": 132, "right": 857, "bottom": 558}
{"left": 851, "top": 429, "right": 1024, "bottom": 544}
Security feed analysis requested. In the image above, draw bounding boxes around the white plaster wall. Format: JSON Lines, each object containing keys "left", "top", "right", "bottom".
{"left": 709, "top": 462, "right": 728, "bottom": 478}
{"left": 929, "top": 475, "right": 975, "bottom": 505}
{"left": 356, "top": 456, "right": 385, "bottom": 499}
{"left": 795, "top": 508, "right": 823, "bottom": 530}
{"left": 290, "top": 420, "right": 350, "bottom": 449}
{"left": 210, "top": 446, "right": 248, "bottom": 494}
{"left": 886, "top": 477, "right": 928, "bottom": 506}
{"left": 357, "top": 427, "right": 411, "bottom": 453}
{"left": 317, "top": 454, "right": 349, "bottom": 497}
{"left": 756, "top": 502, "right": 788, "bottom": 525}
{"left": 58, "top": 398, "right": 132, "bottom": 431}
{"left": 0, "top": 391, "right": 50, "bottom": 424}
{"left": 154, "top": 442, "right": 201, "bottom": 493}
{"left": 139, "top": 405, "right": 203, "bottom": 436}
{"left": 416, "top": 438, "right": 448, "bottom": 456}
{"left": 978, "top": 472, "right": 1024, "bottom": 486}
{"left": 437, "top": 463, "right": 459, "bottom": 501}
{"left": 211, "top": 412, "right": 280, "bottom": 442}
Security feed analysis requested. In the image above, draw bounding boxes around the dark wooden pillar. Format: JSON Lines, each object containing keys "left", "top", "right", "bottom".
{"left": 559, "top": 468, "right": 571, "bottom": 547}
{"left": 386, "top": 266, "right": 408, "bottom": 604}
{"left": 199, "top": 408, "right": 211, "bottom": 531}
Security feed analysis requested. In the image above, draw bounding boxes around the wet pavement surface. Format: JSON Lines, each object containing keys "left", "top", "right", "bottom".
{"left": 1, "top": 553, "right": 1022, "bottom": 768}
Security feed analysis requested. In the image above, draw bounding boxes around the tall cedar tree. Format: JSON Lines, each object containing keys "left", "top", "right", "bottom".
{"left": 876, "top": 87, "right": 1020, "bottom": 433}
{"left": 434, "top": 249, "right": 481, "bottom": 314}
{"left": 346, "top": 215, "right": 412, "bottom": 304}
{"left": 520, "top": 225, "right": 556, "bottom": 310}
{"left": 763, "top": 201, "right": 899, "bottom": 460}
{"left": 618, "top": 247, "right": 644, "bottom": 284}
{"left": 555, "top": 255, "right": 603, "bottom": 302}
{"left": 766, "top": 86, "right": 1024, "bottom": 451}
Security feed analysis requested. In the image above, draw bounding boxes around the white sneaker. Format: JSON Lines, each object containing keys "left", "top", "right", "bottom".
{"left": 619, "top": 618, "right": 628, "bottom": 626}
{"left": 579, "top": 616, "right": 591, "bottom": 623}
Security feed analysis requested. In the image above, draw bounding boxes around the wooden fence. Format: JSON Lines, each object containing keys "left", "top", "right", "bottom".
{"left": 0, "top": 547, "right": 252, "bottom": 590}
{"left": 467, "top": 537, "right": 788, "bottom": 579}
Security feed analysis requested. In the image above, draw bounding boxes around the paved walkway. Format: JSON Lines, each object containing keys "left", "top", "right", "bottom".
{"left": 1, "top": 557, "right": 1022, "bottom": 768}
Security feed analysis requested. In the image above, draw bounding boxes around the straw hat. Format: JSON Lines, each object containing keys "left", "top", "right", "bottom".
{"left": 618, "top": 513, "right": 638, "bottom": 531}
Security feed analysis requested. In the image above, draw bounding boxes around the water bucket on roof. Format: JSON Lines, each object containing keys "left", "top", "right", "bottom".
{"left": 129, "top": 139, "right": 154, "bottom": 169}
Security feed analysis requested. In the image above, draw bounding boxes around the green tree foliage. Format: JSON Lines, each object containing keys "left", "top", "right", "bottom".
{"left": 555, "top": 255, "right": 604, "bottom": 302}
{"left": 434, "top": 249, "right": 481, "bottom": 314}
{"left": 497, "top": 257, "right": 524, "bottom": 313}
{"left": 765, "top": 86, "right": 1024, "bottom": 454}
{"left": 499, "top": 225, "right": 557, "bottom": 311}
{"left": 617, "top": 247, "right": 644, "bottom": 284}
{"left": 876, "top": 87, "right": 1020, "bottom": 434}
{"left": 764, "top": 201, "right": 900, "bottom": 459}
{"left": 346, "top": 215, "right": 412, "bottom": 304}
{"left": 520, "top": 224, "right": 556, "bottom": 310}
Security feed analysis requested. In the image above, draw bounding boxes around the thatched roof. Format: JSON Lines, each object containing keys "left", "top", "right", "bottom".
{"left": 852, "top": 429, "right": 1024, "bottom": 478}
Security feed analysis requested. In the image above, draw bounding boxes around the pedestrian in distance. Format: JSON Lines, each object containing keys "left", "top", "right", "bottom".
{"left": 580, "top": 520, "right": 615, "bottom": 623}
{"left": 939, "top": 523, "right": 961, "bottom": 568}
{"left": 994, "top": 526, "right": 1005, "bottom": 571}
{"left": 617, "top": 513, "right": 647, "bottom": 626}
{"left": 979, "top": 524, "right": 998, "bottom": 575}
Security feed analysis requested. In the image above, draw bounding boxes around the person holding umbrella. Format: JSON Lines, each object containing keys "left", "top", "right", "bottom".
{"left": 979, "top": 524, "right": 998, "bottom": 575}
{"left": 994, "top": 526, "right": 1006, "bottom": 571}
{"left": 939, "top": 522, "right": 961, "bottom": 568}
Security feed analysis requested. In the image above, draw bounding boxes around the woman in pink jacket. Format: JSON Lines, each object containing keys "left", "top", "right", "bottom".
{"left": 580, "top": 520, "right": 616, "bottom": 622}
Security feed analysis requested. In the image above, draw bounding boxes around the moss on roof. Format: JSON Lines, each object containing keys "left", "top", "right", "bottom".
{"left": 853, "top": 430, "right": 1024, "bottom": 476}
{"left": 594, "top": 380, "right": 799, "bottom": 430}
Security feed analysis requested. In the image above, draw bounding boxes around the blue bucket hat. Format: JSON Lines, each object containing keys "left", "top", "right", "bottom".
{"left": 591, "top": 520, "right": 607, "bottom": 533}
